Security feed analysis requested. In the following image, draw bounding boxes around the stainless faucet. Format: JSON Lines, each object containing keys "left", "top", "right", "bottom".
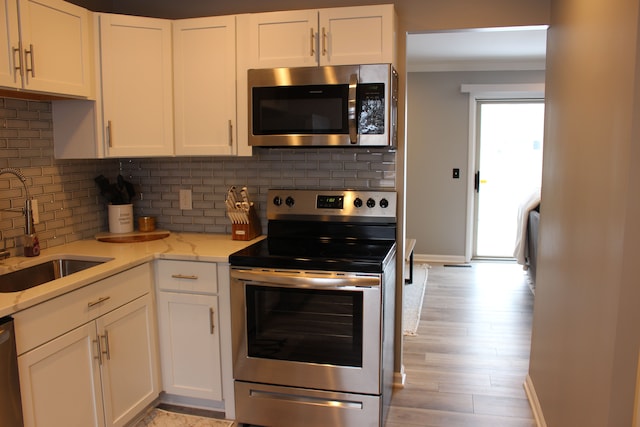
{"left": 0, "top": 168, "right": 39, "bottom": 257}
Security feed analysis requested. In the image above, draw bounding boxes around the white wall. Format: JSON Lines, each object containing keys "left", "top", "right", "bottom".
{"left": 528, "top": 0, "right": 640, "bottom": 425}
{"left": 406, "top": 70, "right": 545, "bottom": 260}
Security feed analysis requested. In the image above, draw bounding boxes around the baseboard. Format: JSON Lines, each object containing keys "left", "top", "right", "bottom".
{"left": 524, "top": 374, "right": 547, "bottom": 427}
{"left": 415, "top": 253, "right": 466, "bottom": 264}
{"left": 393, "top": 365, "right": 406, "bottom": 388}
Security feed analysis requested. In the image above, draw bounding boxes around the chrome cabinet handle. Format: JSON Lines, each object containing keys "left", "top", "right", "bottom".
{"left": 102, "top": 331, "right": 111, "bottom": 360}
{"left": 93, "top": 337, "right": 102, "bottom": 365}
{"left": 171, "top": 274, "right": 198, "bottom": 280}
{"left": 310, "top": 27, "right": 315, "bottom": 57}
{"left": 88, "top": 296, "right": 110, "bottom": 308}
{"left": 321, "top": 27, "right": 327, "bottom": 56}
{"left": 12, "top": 45, "right": 22, "bottom": 81}
{"left": 209, "top": 307, "right": 215, "bottom": 335}
{"left": 107, "top": 120, "right": 113, "bottom": 148}
{"left": 24, "top": 44, "right": 35, "bottom": 78}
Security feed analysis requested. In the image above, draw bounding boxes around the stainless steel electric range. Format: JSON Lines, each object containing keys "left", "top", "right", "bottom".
{"left": 229, "top": 189, "right": 397, "bottom": 427}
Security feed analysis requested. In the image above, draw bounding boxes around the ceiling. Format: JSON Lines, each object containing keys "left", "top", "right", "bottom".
{"left": 406, "top": 26, "right": 548, "bottom": 72}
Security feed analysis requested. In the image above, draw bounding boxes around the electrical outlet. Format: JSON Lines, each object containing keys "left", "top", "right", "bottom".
{"left": 452, "top": 168, "right": 460, "bottom": 179}
{"left": 179, "top": 189, "right": 192, "bottom": 210}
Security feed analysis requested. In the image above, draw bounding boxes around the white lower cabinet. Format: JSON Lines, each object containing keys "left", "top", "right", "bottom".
{"left": 18, "top": 322, "right": 106, "bottom": 427}
{"left": 155, "top": 259, "right": 233, "bottom": 416}
{"left": 14, "top": 264, "right": 160, "bottom": 427}
{"left": 157, "top": 292, "right": 222, "bottom": 400}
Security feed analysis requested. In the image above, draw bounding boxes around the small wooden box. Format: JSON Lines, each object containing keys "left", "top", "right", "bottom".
{"left": 231, "top": 206, "right": 261, "bottom": 241}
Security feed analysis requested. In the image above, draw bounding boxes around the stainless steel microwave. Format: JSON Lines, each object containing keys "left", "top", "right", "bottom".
{"left": 248, "top": 64, "right": 398, "bottom": 147}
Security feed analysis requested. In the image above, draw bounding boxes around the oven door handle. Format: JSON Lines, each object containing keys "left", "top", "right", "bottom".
{"left": 231, "top": 269, "right": 380, "bottom": 288}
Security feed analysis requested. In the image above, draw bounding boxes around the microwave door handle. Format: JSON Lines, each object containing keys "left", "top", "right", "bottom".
{"left": 348, "top": 73, "right": 358, "bottom": 144}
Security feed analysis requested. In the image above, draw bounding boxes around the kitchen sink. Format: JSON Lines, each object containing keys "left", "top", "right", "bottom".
{"left": 0, "top": 256, "right": 112, "bottom": 293}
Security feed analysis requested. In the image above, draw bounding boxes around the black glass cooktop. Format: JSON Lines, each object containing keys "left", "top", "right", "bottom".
{"left": 230, "top": 219, "right": 397, "bottom": 273}
{"left": 229, "top": 237, "right": 396, "bottom": 273}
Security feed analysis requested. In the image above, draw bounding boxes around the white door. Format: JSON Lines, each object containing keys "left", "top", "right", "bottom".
{"left": 473, "top": 100, "right": 544, "bottom": 258}
{"left": 99, "top": 14, "right": 174, "bottom": 157}
{"left": 18, "top": 323, "right": 105, "bottom": 427}
{"left": 173, "top": 16, "right": 236, "bottom": 155}
{"left": 17, "top": 0, "right": 91, "bottom": 96}
{"left": 157, "top": 292, "right": 222, "bottom": 400}
{"left": 319, "top": 5, "right": 395, "bottom": 66}
{"left": 248, "top": 10, "right": 319, "bottom": 68}
{"left": 0, "top": 0, "right": 20, "bottom": 88}
{"left": 98, "top": 294, "right": 159, "bottom": 427}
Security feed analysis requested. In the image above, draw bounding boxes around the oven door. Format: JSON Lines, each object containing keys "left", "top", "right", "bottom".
{"left": 230, "top": 267, "right": 382, "bottom": 395}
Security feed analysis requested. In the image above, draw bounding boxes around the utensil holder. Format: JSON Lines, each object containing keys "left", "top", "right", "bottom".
{"left": 232, "top": 206, "right": 261, "bottom": 241}
{"left": 108, "top": 203, "right": 134, "bottom": 233}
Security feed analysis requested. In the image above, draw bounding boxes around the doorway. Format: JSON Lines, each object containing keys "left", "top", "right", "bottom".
{"left": 473, "top": 100, "right": 544, "bottom": 258}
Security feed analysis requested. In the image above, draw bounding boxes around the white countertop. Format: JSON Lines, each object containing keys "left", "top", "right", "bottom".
{"left": 0, "top": 232, "right": 263, "bottom": 318}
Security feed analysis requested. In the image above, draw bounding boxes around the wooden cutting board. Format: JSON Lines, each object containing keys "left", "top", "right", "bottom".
{"left": 95, "top": 229, "right": 170, "bottom": 243}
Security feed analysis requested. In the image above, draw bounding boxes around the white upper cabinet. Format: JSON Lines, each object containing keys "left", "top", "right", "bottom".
{"left": 246, "top": 4, "right": 396, "bottom": 69}
{"left": 319, "top": 5, "right": 396, "bottom": 66}
{"left": 0, "top": 0, "right": 20, "bottom": 88}
{"left": 248, "top": 9, "right": 318, "bottom": 68}
{"left": 99, "top": 13, "right": 174, "bottom": 157}
{"left": 0, "top": 0, "right": 92, "bottom": 97}
{"left": 173, "top": 16, "right": 237, "bottom": 156}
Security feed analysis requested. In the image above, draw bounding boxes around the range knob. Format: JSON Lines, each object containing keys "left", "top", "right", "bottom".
{"left": 366, "top": 198, "right": 376, "bottom": 208}
{"left": 380, "top": 198, "right": 389, "bottom": 208}
{"left": 354, "top": 197, "right": 363, "bottom": 208}
{"left": 273, "top": 196, "right": 283, "bottom": 206}
{"left": 285, "top": 196, "right": 295, "bottom": 207}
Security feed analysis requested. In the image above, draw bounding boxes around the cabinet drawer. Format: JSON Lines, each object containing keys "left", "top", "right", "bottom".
{"left": 14, "top": 263, "right": 152, "bottom": 355}
{"left": 156, "top": 260, "right": 218, "bottom": 294}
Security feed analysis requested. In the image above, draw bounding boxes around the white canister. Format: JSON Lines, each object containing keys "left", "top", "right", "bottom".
{"left": 108, "top": 203, "right": 134, "bottom": 233}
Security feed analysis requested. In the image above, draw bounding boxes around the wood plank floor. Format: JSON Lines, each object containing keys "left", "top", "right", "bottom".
{"left": 387, "top": 261, "right": 536, "bottom": 427}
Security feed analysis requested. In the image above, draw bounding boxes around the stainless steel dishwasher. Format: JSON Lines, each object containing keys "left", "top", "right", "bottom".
{"left": 0, "top": 316, "right": 24, "bottom": 427}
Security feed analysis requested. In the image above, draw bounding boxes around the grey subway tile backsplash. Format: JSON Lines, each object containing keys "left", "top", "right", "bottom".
{"left": 0, "top": 97, "right": 396, "bottom": 251}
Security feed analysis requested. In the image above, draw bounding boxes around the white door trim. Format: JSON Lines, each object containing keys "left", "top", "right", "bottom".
{"left": 460, "top": 83, "right": 545, "bottom": 262}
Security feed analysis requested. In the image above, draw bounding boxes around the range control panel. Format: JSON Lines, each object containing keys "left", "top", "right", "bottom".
{"left": 267, "top": 189, "right": 397, "bottom": 221}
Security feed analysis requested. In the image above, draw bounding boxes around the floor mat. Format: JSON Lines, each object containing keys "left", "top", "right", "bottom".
{"left": 134, "top": 408, "right": 234, "bottom": 427}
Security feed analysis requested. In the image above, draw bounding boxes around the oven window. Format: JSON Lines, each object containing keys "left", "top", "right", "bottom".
{"left": 252, "top": 85, "right": 349, "bottom": 135}
{"left": 246, "top": 285, "right": 363, "bottom": 367}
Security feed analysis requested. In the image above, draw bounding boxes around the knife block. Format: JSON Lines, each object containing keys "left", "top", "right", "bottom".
{"left": 231, "top": 205, "right": 261, "bottom": 241}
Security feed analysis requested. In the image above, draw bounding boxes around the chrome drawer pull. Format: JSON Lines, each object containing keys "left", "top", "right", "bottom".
{"left": 87, "top": 296, "right": 110, "bottom": 308}
{"left": 171, "top": 274, "right": 198, "bottom": 280}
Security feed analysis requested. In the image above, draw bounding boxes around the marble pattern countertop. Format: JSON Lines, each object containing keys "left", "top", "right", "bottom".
{"left": 0, "top": 232, "right": 264, "bottom": 318}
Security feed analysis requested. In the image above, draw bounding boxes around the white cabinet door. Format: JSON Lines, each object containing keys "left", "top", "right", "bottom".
{"left": 0, "top": 0, "right": 20, "bottom": 88}
{"left": 246, "top": 6, "right": 396, "bottom": 69}
{"left": 17, "top": 0, "right": 92, "bottom": 97}
{"left": 157, "top": 291, "right": 222, "bottom": 401}
{"left": 173, "top": 16, "right": 237, "bottom": 156}
{"left": 248, "top": 9, "right": 319, "bottom": 68}
{"left": 18, "top": 323, "right": 106, "bottom": 427}
{"left": 319, "top": 5, "right": 396, "bottom": 66}
{"left": 98, "top": 294, "right": 160, "bottom": 427}
{"left": 99, "top": 14, "right": 173, "bottom": 157}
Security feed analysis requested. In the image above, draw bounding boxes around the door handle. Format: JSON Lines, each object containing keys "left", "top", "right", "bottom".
{"left": 474, "top": 171, "right": 480, "bottom": 193}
